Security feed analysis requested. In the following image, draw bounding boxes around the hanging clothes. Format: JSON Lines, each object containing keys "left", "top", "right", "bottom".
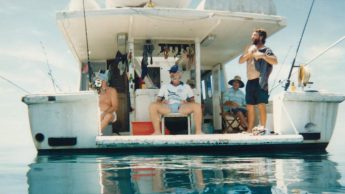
{"left": 141, "top": 40, "right": 154, "bottom": 79}
{"left": 114, "top": 51, "right": 128, "bottom": 76}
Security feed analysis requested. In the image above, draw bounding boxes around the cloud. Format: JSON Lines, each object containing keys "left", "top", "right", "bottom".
{"left": 0, "top": 2, "right": 22, "bottom": 15}
{"left": 0, "top": 44, "right": 79, "bottom": 71}
{"left": 0, "top": 41, "right": 80, "bottom": 93}
{"left": 301, "top": 45, "right": 345, "bottom": 64}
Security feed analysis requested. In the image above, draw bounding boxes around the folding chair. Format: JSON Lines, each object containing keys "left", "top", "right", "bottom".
{"left": 220, "top": 109, "right": 241, "bottom": 133}
{"left": 220, "top": 95, "right": 241, "bottom": 133}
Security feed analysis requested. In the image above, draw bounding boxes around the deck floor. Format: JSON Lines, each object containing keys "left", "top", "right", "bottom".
{"left": 96, "top": 134, "right": 303, "bottom": 148}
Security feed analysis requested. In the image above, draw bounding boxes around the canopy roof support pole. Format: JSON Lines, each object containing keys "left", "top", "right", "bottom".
{"left": 128, "top": 38, "right": 134, "bottom": 134}
{"left": 195, "top": 38, "right": 201, "bottom": 102}
{"left": 128, "top": 16, "right": 135, "bottom": 134}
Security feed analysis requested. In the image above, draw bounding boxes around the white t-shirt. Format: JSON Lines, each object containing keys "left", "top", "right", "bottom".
{"left": 158, "top": 82, "right": 194, "bottom": 104}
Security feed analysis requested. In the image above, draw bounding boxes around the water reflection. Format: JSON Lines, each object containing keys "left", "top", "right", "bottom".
{"left": 27, "top": 153, "right": 344, "bottom": 194}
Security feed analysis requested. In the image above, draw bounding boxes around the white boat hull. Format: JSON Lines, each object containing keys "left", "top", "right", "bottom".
{"left": 22, "top": 91, "right": 344, "bottom": 153}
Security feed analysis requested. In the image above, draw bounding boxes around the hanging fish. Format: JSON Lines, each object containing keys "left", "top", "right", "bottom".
{"left": 141, "top": 40, "right": 154, "bottom": 79}
{"left": 145, "top": 40, "right": 154, "bottom": 64}
{"left": 113, "top": 51, "right": 126, "bottom": 76}
{"left": 163, "top": 45, "right": 169, "bottom": 59}
{"left": 118, "top": 61, "right": 126, "bottom": 75}
{"left": 141, "top": 50, "right": 148, "bottom": 79}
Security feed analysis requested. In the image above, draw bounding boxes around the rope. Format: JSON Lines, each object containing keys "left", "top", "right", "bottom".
{"left": 0, "top": 74, "right": 31, "bottom": 94}
{"left": 40, "top": 41, "right": 62, "bottom": 92}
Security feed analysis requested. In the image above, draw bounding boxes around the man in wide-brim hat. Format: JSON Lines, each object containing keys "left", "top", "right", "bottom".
{"left": 223, "top": 75, "right": 248, "bottom": 130}
{"left": 228, "top": 75, "right": 245, "bottom": 88}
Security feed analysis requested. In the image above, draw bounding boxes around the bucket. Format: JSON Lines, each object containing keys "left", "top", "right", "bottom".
{"left": 132, "top": 122, "right": 170, "bottom": 135}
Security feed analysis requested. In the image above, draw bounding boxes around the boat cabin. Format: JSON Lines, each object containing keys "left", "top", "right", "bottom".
{"left": 57, "top": 0, "right": 286, "bottom": 135}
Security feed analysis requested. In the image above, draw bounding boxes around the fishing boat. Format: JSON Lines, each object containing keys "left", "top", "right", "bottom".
{"left": 22, "top": 0, "right": 345, "bottom": 153}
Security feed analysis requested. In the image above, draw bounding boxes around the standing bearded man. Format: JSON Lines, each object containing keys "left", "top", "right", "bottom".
{"left": 239, "top": 29, "right": 278, "bottom": 134}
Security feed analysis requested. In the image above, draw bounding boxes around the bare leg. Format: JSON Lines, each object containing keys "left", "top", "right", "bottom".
{"left": 101, "top": 113, "right": 114, "bottom": 131}
{"left": 257, "top": 103, "right": 267, "bottom": 128}
{"left": 247, "top": 104, "right": 255, "bottom": 132}
{"left": 149, "top": 102, "right": 170, "bottom": 135}
{"left": 236, "top": 111, "right": 248, "bottom": 129}
{"left": 179, "top": 102, "right": 203, "bottom": 134}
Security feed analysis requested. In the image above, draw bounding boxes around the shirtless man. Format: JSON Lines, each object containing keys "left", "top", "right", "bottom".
{"left": 95, "top": 72, "right": 118, "bottom": 132}
{"left": 239, "top": 29, "right": 278, "bottom": 133}
{"left": 149, "top": 65, "right": 203, "bottom": 135}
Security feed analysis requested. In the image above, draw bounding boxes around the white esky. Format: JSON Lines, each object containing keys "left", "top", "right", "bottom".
{"left": 0, "top": 0, "right": 344, "bottom": 151}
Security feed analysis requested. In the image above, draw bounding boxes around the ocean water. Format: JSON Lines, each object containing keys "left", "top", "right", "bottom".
{"left": 1, "top": 146, "right": 345, "bottom": 194}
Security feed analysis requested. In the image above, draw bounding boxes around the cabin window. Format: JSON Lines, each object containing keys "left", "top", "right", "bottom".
{"left": 147, "top": 67, "right": 161, "bottom": 88}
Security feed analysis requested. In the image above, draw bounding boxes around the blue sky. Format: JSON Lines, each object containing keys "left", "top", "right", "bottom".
{"left": 0, "top": 0, "right": 344, "bottom": 152}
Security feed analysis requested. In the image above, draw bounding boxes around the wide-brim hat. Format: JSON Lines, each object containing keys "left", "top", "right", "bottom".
{"left": 228, "top": 75, "right": 244, "bottom": 88}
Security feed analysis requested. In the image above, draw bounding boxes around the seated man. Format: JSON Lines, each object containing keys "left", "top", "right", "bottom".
{"left": 149, "top": 65, "right": 203, "bottom": 135}
{"left": 94, "top": 71, "right": 118, "bottom": 132}
{"left": 223, "top": 75, "right": 248, "bottom": 130}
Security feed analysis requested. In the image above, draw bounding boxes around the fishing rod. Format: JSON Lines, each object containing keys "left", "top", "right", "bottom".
{"left": 82, "top": 0, "right": 93, "bottom": 83}
{"left": 284, "top": 0, "right": 315, "bottom": 91}
{"left": 270, "top": 35, "right": 345, "bottom": 92}
{"left": 270, "top": 45, "right": 293, "bottom": 93}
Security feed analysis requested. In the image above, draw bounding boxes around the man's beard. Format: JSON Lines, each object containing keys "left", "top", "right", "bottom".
{"left": 253, "top": 39, "right": 260, "bottom": 45}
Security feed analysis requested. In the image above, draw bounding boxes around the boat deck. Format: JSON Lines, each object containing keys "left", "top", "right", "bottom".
{"left": 96, "top": 134, "right": 303, "bottom": 148}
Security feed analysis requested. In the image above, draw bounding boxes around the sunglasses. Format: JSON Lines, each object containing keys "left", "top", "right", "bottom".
{"left": 171, "top": 76, "right": 180, "bottom": 81}
{"left": 94, "top": 79, "right": 102, "bottom": 87}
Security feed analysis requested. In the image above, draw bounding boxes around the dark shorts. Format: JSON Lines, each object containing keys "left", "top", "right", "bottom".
{"left": 246, "top": 78, "right": 269, "bottom": 105}
{"left": 230, "top": 108, "right": 247, "bottom": 115}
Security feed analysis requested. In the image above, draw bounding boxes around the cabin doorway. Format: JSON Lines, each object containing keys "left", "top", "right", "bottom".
{"left": 107, "top": 59, "right": 130, "bottom": 133}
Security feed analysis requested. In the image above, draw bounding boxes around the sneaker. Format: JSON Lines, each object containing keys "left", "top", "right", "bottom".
{"left": 253, "top": 126, "right": 269, "bottom": 136}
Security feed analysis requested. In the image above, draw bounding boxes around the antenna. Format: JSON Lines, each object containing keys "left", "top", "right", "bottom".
{"left": 40, "top": 41, "right": 61, "bottom": 92}
{"left": 284, "top": 0, "right": 315, "bottom": 91}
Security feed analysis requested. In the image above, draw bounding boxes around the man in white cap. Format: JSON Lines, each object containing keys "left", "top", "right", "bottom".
{"left": 95, "top": 71, "right": 118, "bottom": 132}
{"left": 149, "top": 65, "right": 203, "bottom": 135}
{"left": 223, "top": 75, "right": 248, "bottom": 130}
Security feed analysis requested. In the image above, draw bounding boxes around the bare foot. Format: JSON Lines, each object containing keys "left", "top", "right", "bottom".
{"left": 195, "top": 131, "right": 204, "bottom": 135}
{"left": 151, "top": 131, "right": 162, "bottom": 135}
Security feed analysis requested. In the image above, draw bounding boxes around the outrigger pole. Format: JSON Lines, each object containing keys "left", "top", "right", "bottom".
{"left": 284, "top": 0, "right": 315, "bottom": 91}
{"left": 305, "top": 36, "right": 345, "bottom": 66}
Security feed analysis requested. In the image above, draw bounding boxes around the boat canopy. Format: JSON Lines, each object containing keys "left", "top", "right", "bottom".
{"left": 57, "top": 5, "right": 285, "bottom": 68}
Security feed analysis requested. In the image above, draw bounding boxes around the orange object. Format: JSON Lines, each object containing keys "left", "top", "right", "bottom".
{"left": 132, "top": 122, "right": 170, "bottom": 135}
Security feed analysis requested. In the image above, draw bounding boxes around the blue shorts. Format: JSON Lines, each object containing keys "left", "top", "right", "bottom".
{"left": 231, "top": 108, "right": 247, "bottom": 115}
{"left": 169, "top": 103, "right": 180, "bottom": 113}
{"left": 246, "top": 78, "right": 269, "bottom": 105}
